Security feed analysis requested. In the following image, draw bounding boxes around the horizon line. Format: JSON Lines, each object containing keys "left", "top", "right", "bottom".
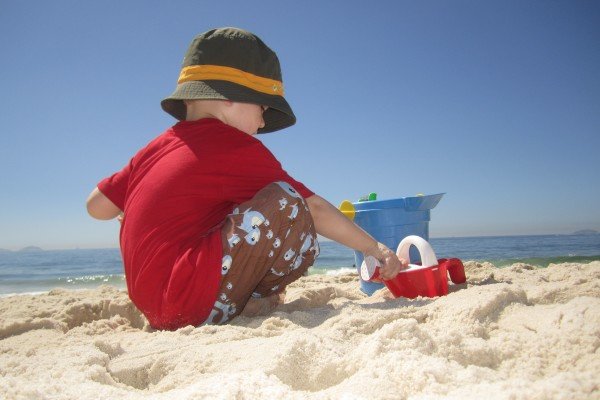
{"left": 2, "top": 230, "right": 598, "bottom": 252}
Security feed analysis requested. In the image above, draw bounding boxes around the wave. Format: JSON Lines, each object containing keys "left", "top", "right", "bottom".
{"left": 2, "top": 254, "right": 598, "bottom": 296}
{"left": 310, "top": 267, "right": 357, "bottom": 276}
{"left": 310, "top": 254, "right": 600, "bottom": 275}
{"left": 0, "top": 274, "right": 126, "bottom": 296}
{"left": 483, "top": 254, "right": 600, "bottom": 268}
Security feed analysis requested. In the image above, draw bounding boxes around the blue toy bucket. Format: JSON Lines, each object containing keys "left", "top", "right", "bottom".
{"left": 352, "top": 193, "right": 444, "bottom": 295}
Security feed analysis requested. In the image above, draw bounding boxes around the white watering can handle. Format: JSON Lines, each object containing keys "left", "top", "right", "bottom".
{"left": 396, "top": 235, "right": 438, "bottom": 269}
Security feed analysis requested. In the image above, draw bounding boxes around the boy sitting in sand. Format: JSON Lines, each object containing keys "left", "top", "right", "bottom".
{"left": 86, "top": 27, "right": 406, "bottom": 330}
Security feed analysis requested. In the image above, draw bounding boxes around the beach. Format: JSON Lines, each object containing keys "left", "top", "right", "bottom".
{"left": 1, "top": 261, "right": 598, "bottom": 399}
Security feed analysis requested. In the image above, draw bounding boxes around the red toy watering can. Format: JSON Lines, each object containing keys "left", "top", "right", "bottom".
{"left": 360, "top": 235, "right": 466, "bottom": 299}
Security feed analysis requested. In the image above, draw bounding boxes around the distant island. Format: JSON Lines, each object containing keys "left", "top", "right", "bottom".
{"left": 571, "top": 229, "right": 599, "bottom": 235}
{"left": 18, "top": 246, "right": 44, "bottom": 252}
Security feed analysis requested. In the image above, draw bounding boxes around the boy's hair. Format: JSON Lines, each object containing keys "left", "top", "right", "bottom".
{"left": 161, "top": 27, "right": 295, "bottom": 134}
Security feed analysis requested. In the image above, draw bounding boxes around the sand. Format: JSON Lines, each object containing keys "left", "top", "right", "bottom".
{"left": 1, "top": 261, "right": 599, "bottom": 400}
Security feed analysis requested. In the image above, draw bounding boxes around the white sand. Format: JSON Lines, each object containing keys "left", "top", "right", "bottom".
{"left": 1, "top": 261, "right": 599, "bottom": 400}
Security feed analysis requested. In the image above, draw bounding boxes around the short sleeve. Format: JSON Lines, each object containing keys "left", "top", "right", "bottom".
{"left": 97, "top": 159, "right": 133, "bottom": 211}
{"left": 220, "top": 139, "right": 313, "bottom": 203}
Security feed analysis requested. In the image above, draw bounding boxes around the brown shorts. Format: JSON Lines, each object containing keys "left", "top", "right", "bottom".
{"left": 203, "top": 182, "right": 319, "bottom": 325}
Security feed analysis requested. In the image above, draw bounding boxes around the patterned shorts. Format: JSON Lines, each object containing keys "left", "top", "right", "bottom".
{"left": 203, "top": 182, "right": 319, "bottom": 325}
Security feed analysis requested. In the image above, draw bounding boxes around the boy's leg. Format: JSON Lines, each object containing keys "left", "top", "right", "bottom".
{"left": 204, "top": 182, "right": 319, "bottom": 325}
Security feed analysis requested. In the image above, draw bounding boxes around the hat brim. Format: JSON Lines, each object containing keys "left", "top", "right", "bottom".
{"left": 161, "top": 80, "right": 296, "bottom": 133}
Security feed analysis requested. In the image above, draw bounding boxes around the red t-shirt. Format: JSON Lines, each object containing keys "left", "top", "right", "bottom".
{"left": 98, "top": 118, "right": 313, "bottom": 330}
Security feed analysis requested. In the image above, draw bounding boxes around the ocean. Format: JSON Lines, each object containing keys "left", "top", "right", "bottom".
{"left": 1, "top": 234, "right": 599, "bottom": 297}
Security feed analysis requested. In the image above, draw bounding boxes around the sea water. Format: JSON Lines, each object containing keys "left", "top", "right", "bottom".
{"left": 1, "top": 234, "right": 599, "bottom": 296}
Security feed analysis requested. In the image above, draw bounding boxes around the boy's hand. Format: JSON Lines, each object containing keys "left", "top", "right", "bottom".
{"left": 363, "top": 242, "right": 408, "bottom": 280}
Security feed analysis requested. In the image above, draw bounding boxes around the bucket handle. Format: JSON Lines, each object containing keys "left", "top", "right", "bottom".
{"left": 396, "top": 235, "right": 438, "bottom": 268}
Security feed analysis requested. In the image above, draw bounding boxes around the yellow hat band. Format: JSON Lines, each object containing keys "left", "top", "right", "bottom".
{"left": 178, "top": 65, "right": 285, "bottom": 96}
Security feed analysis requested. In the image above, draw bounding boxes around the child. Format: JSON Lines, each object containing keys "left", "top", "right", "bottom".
{"left": 86, "top": 27, "right": 406, "bottom": 330}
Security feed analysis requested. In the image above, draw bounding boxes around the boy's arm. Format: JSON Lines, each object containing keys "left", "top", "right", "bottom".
{"left": 306, "top": 194, "right": 407, "bottom": 280}
{"left": 86, "top": 187, "right": 122, "bottom": 220}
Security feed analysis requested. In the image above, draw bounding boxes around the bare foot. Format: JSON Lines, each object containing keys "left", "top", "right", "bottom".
{"left": 241, "top": 291, "right": 286, "bottom": 317}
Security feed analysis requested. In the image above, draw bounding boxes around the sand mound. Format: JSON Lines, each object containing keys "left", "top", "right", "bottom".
{"left": 1, "top": 262, "right": 598, "bottom": 399}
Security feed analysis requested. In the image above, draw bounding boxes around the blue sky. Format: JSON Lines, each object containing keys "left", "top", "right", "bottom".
{"left": 1, "top": 1, "right": 598, "bottom": 250}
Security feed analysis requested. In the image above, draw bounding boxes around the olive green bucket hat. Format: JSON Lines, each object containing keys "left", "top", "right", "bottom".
{"left": 161, "top": 27, "right": 295, "bottom": 133}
